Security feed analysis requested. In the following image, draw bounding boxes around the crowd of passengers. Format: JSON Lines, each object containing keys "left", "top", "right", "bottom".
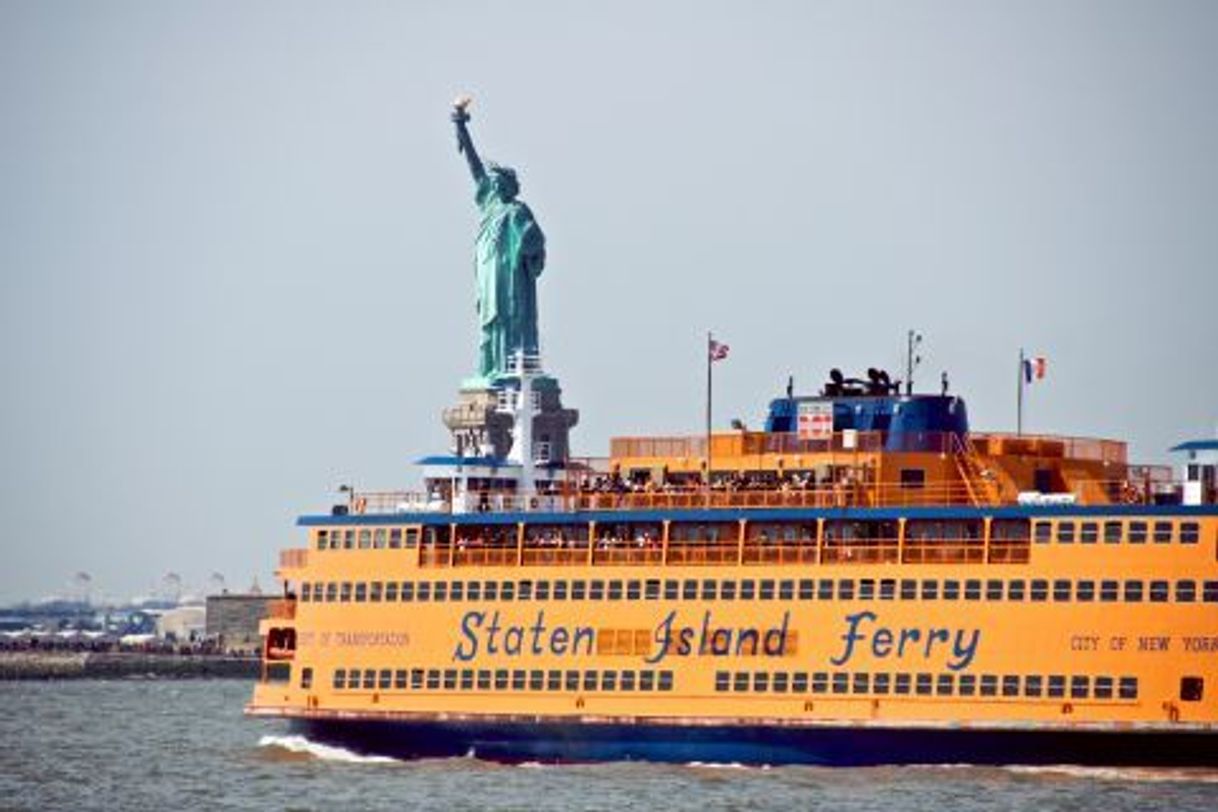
{"left": 577, "top": 469, "right": 847, "bottom": 495}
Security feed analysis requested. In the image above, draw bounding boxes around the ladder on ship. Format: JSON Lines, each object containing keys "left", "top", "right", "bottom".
{"left": 951, "top": 433, "right": 1001, "bottom": 507}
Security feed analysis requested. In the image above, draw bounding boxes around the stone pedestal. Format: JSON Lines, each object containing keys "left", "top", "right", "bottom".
{"left": 442, "top": 378, "right": 578, "bottom": 462}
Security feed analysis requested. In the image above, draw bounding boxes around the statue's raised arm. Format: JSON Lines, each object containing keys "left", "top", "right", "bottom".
{"left": 451, "top": 95, "right": 486, "bottom": 185}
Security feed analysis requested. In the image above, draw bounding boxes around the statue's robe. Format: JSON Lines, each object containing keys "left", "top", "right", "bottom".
{"left": 474, "top": 177, "right": 546, "bottom": 380}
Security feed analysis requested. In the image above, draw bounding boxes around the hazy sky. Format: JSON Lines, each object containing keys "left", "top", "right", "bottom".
{"left": 2, "top": 1, "right": 1216, "bottom": 604}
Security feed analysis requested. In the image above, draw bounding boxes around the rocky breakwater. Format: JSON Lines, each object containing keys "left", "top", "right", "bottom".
{"left": 0, "top": 650, "right": 259, "bottom": 680}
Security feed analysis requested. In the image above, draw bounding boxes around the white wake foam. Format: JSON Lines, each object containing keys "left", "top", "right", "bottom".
{"left": 1004, "top": 765, "right": 1218, "bottom": 784}
{"left": 258, "top": 734, "right": 398, "bottom": 764}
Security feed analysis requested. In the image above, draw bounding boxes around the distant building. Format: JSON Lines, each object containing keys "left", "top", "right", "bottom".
{"left": 1170, "top": 436, "right": 1218, "bottom": 505}
{"left": 205, "top": 594, "right": 275, "bottom": 654}
{"left": 156, "top": 605, "right": 206, "bottom": 642}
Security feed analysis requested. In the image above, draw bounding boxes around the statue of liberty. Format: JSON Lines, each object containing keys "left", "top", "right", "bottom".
{"left": 452, "top": 96, "right": 546, "bottom": 384}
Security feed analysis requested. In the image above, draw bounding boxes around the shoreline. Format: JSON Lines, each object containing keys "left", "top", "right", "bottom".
{"left": 0, "top": 650, "right": 259, "bottom": 680}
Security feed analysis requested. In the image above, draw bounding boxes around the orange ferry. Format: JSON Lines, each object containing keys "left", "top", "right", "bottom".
{"left": 247, "top": 357, "right": 1218, "bottom": 765}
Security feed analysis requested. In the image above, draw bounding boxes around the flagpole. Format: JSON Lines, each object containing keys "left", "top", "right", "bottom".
{"left": 1017, "top": 347, "right": 1024, "bottom": 437}
{"left": 706, "top": 330, "right": 713, "bottom": 505}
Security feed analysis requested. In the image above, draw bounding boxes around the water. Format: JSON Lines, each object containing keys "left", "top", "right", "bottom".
{"left": 1, "top": 681, "right": 1215, "bottom": 811}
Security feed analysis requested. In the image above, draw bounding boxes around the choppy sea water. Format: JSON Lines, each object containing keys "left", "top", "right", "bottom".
{"left": 0, "top": 681, "right": 1216, "bottom": 811}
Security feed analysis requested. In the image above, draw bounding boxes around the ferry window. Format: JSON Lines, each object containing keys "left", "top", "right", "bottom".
{"left": 894, "top": 673, "right": 911, "bottom": 695}
{"left": 373, "top": 528, "right": 387, "bottom": 549}
{"left": 818, "top": 579, "right": 835, "bottom": 600}
{"left": 714, "top": 672, "right": 729, "bottom": 692}
{"left": 1034, "top": 522, "right": 1052, "bottom": 544}
{"left": 1129, "top": 522, "right": 1147, "bottom": 544}
{"left": 397, "top": 582, "right": 413, "bottom": 602}
{"left": 900, "top": 468, "right": 926, "bottom": 489}
{"left": 364, "top": 669, "right": 377, "bottom": 690}
{"left": 760, "top": 580, "right": 776, "bottom": 600}
{"left": 434, "top": 582, "right": 448, "bottom": 602}
{"left": 1076, "top": 581, "right": 1095, "bottom": 602}
{"left": 451, "top": 581, "right": 465, "bottom": 601}
{"left": 1070, "top": 676, "right": 1089, "bottom": 699}
{"left": 740, "top": 580, "right": 756, "bottom": 600}
{"left": 980, "top": 675, "right": 998, "bottom": 697}
{"left": 1153, "top": 522, "right": 1173, "bottom": 544}
{"left": 1030, "top": 580, "right": 1048, "bottom": 602}
{"left": 574, "top": 579, "right": 592, "bottom": 600}
{"left": 1024, "top": 675, "right": 1042, "bottom": 697}
{"left": 792, "top": 672, "right": 809, "bottom": 693}
{"left": 753, "top": 672, "right": 769, "bottom": 693}
{"left": 640, "top": 580, "right": 655, "bottom": 600}
{"left": 1176, "top": 580, "right": 1196, "bottom": 602}
{"left": 958, "top": 674, "right": 976, "bottom": 696}
{"left": 1180, "top": 677, "right": 1204, "bottom": 702}
{"left": 332, "top": 669, "right": 345, "bottom": 689}
{"left": 1008, "top": 577, "right": 1027, "bottom": 603}
{"left": 937, "top": 674, "right": 954, "bottom": 696}
{"left": 986, "top": 580, "right": 1004, "bottom": 601}
{"left": 500, "top": 581, "right": 515, "bottom": 601}
{"left": 659, "top": 671, "right": 674, "bottom": 691}
{"left": 299, "top": 584, "right": 311, "bottom": 603}
{"left": 621, "top": 671, "right": 637, "bottom": 691}
{"left": 565, "top": 670, "right": 579, "bottom": 691}
{"left": 1203, "top": 581, "right": 1218, "bottom": 602}
{"left": 554, "top": 581, "right": 569, "bottom": 600}
{"left": 379, "top": 669, "right": 392, "bottom": 690}
{"left": 1002, "top": 675, "right": 1020, "bottom": 697}
{"left": 494, "top": 670, "right": 508, "bottom": 690}
{"left": 404, "top": 527, "right": 420, "bottom": 548}
{"left": 1047, "top": 675, "right": 1065, "bottom": 698}
{"left": 833, "top": 673, "right": 849, "bottom": 694}
{"left": 873, "top": 673, "right": 891, "bottom": 695}
{"left": 1124, "top": 581, "right": 1143, "bottom": 602}
{"left": 536, "top": 581, "right": 551, "bottom": 601}
{"left": 395, "top": 669, "right": 408, "bottom": 690}
{"left": 412, "top": 669, "right": 425, "bottom": 690}
{"left": 915, "top": 673, "right": 932, "bottom": 696}
{"left": 639, "top": 671, "right": 655, "bottom": 691}
{"left": 607, "top": 581, "right": 622, "bottom": 601}
{"left": 1119, "top": 677, "right": 1138, "bottom": 700}
{"left": 942, "top": 580, "right": 959, "bottom": 601}
{"left": 369, "top": 582, "right": 382, "bottom": 602}
{"left": 462, "top": 670, "right": 476, "bottom": 691}
{"left": 517, "top": 580, "right": 533, "bottom": 601}
{"left": 1056, "top": 522, "right": 1075, "bottom": 544}
{"left": 858, "top": 579, "right": 875, "bottom": 601}
{"left": 417, "top": 582, "right": 431, "bottom": 602}
{"left": 347, "top": 669, "right": 362, "bottom": 689}
{"left": 389, "top": 528, "right": 402, "bottom": 549}
{"left": 584, "top": 670, "right": 599, "bottom": 691}
{"left": 358, "top": 529, "right": 371, "bottom": 549}
{"left": 964, "top": 580, "right": 982, "bottom": 601}
{"left": 1052, "top": 580, "right": 1072, "bottom": 602}
{"left": 799, "top": 579, "right": 816, "bottom": 600}
{"left": 1100, "top": 580, "right": 1119, "bottom": 602}
{"left": 772, "top": 672, "right": 789, "bottom": 693}
{"left": 1080, "top": 522, "right": 1098, "bottom": 544}
{"left": 426, "top": 670, "right": 440, "bottom": 690}
{"left": 854, "top": 673, "right": 870, "bottom": 694}
{"left": 838, "top": 580, "right": 855, "bottom": 600}
{"left": 920, "top": 580, "right": 939, "bottom": 601}
{"left": 1149, "top": 580, "right": 1169, "bottom": 603}
{"left": 343, "top": 529, "right": 354, "bottom": 549}
{"left": 900, "top": 579, "right": 918, "bottom": 600}
{"left": 880, "top": 579, "right": 896, "bottom": 601}
{"left": 720, "top": 580, "right": 737, "bottom": 600}
{"left": 1093, "top": 676, "right": 1113, "bottom": 699}
{"left": 512, "top": 670, "right": 526, "bottom": 691}
{"left": 681, "top": 580, "right": 697, "bottom": 600}
{"left": 340, "top": 582, "right": 353, "bottom": 603}
{"left": 700, "top": 580, "right": 717, "bottom": 600}
{"left": 1103, "top": 521, "right": 1122, "bottom": 544}
{"left": 1181, "top": 522, "right": 1200, "bottom": 544}
{"left": 779, "top": 580, "right": 795, "bottom": 600}
{"left": 732, "top": 672, "right": 748, "bottom": 693}
{"left": 991, "top": 519, "right": 1031, "bottom": 542}
{"left": 812, "top": 673, "right": 829, "bottom": 694}
{"left": 326, "top": 583, "right": 338, "bottom": 603}
{"left": 529, "top": 670, "right": 544, "bottom": 691}
{"left": 316, "top": 530, "right": 328, "bottom": 550}
{"left": 664, "top": 580, "right": 679, "bottom": 600}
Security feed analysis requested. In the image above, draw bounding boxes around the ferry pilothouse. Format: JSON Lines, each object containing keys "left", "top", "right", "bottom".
{"left": 247, "top": 349, "right": 1218, "bottom": 766}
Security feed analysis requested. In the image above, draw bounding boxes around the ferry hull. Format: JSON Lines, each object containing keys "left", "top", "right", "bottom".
{"left": 291, "top": 717, "right": 1218, "bottom": 767}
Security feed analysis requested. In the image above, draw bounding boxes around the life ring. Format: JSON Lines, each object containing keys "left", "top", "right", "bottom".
{"left": 353, "top": 497, "right": 367, "bottom": 514}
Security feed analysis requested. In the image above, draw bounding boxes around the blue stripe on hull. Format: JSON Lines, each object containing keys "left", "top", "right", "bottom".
{"left": 291, "top": 718, "right": 1218, "bottom": 767}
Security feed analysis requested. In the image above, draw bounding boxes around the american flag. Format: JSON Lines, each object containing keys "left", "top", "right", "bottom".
{"left": 709, "top": 338, "right": 730, "bottom": 362}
